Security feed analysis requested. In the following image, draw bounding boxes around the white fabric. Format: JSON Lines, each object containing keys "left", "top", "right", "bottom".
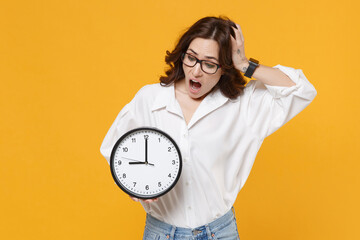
{"left": 100, "top": 64, "right": 317, "bottom": 228}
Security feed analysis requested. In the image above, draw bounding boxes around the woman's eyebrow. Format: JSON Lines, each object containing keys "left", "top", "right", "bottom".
{"left": 188, "top": 48, "right": 219, "bottom": 62}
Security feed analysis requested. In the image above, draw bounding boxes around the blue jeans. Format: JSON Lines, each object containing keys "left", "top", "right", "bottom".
{"left": 142, "top": 207, "right": 240, "bottom": 240}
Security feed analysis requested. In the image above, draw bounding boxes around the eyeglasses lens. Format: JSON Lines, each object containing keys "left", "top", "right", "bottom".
{"left": 182, "top": 53, "right": 218, "bottom": 74}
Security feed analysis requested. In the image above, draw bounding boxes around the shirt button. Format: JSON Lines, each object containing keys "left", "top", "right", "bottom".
{"left": 186, "top": 181, "right": 189, "bottom": 186}
{"left": 188, "top": 206, "right": 192, "bottom": 210}
{"left": 184, "top": 157, "right": 187, "bottom": 163}
{"left": 183, "top": 132, "right": 187, "bottom": 138}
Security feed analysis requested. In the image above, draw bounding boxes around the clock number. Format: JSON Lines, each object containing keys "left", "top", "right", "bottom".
{"left": 158, "top": 182, "right": 162, "bottom": 187}
{"left": 133, "top": 182, "right": 136, "bottom": 187}
{"left": 144, "top": 135, "right": 149, "bottom": 139}
{"left": 145, "top": 185, "right": 149, "bottom": 190}
{"left": 168, "top": 173, "right": 171, "bottom": 178}
{"left": 158, "top": 138, "right": 161, "bottom": 142}
{"left": 131, "top": 138, "right": 136, "bottom": 143}
{"left": 168, "top": 147, "right": 171, "bottom": 152}
{"left": 118, "top": 160, "right": 122, "bottom": 165}
{"left": 123, "top": 173, "right": 126, "bottom": 178}
{"left": 172, "top": 160, "right": 175, "bottom": 165}
{"left": 122, "top": 147, "right": 128, "bottom": 152}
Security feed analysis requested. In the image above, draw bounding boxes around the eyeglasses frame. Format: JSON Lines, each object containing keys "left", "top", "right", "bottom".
{"left": 181, "top": 52, "right": 221, "bottom": 75}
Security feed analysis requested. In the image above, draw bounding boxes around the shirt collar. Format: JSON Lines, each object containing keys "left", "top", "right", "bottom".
{"left": 188, "top": 86, "right": 229, "bottom": 128}
{"left": 151, "top": 83, "right": 231, "bottom": 128}
{"left": 151, "top": 83, "right": 175, "bottom": 112}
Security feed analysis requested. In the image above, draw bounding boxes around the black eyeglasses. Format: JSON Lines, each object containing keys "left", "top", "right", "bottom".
{"left": 181, "top": 53, "right": 221, "bottom": 74}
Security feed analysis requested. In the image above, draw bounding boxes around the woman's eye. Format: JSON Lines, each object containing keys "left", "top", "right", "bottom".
{"left": 205, "top": 62, "right": 216, "bottom": 68}
{"left": 188, "top": 55, "right": 196, "bottom": 61}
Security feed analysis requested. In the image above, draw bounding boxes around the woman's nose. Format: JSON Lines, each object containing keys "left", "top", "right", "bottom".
{"left": 192, "top": 62, "right": 203, "bottom": 76}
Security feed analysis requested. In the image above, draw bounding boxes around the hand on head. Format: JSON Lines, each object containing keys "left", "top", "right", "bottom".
{"left": 230, "top": 23, "right": 249, "bottom": 71}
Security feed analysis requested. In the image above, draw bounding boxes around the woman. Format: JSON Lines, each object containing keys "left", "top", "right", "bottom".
{"left": 100, "top": 16, "right": 317, "bottom": 240}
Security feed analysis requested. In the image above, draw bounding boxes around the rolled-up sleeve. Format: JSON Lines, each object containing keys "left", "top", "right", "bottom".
{"left": 243, "top": 64, "right": 317, "bottom": 139}
{"left": 100, "top": 102, "right": 137, "bottom": 165}
{"left": 100, "top": 85, "right": 153, "bottom": 164}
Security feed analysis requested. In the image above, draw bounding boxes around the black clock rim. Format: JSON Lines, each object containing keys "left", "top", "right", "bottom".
{"left": 110, "top": 127, "right": 183, "bottom": 199}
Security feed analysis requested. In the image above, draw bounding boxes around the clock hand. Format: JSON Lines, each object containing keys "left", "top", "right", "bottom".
{"left": 121, "top": 156, "right": 143, "bottom": 162}
{"left": 120, "top": 143, "right": 154, "bottom": 165}
{"left": 145, "top": 137, "right": 148, "bottom": 164}
{"left": 123, "top": 156, "right": 155, "bottom": 166}
{"left": 129, "top": 161, "right": 154, "bottom": 166}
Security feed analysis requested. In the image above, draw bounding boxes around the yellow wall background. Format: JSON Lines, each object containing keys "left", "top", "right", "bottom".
{"left": 1, "top": 0, "right": 359, "bottom": 239}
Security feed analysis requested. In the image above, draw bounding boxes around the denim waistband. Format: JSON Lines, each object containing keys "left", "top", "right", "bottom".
{"left": 145, "top": 207, "right": 235, "bottom": 237}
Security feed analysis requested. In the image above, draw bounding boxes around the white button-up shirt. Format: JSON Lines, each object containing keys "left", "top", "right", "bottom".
{"left": 100, "top": 64, "right": 317, "bottom": 228}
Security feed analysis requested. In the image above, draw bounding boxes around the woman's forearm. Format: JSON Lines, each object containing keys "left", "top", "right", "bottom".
{"left": 238, "top": 62, "right": 296, "bottom": 87}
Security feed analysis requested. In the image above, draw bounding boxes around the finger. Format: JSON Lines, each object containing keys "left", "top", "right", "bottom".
{"left": 231, "top": 34, "right": 245, "bottom": 55}
{"left": 231, "top": 27, "right": 242, "bottom": 46}
{"left": 232, "top": 25, "right": 244, "bottom": 44}
{"left": 235, "top": 24, "right": 244, "bottom": 42}
{"left": 129, "top": 196, "right": 140, "bottom": 202}
{"left": 230, "top": 35, "right": 237, "bottom": 49}
{"left": 143, "top": 198, "right": 158, "bottom": 203}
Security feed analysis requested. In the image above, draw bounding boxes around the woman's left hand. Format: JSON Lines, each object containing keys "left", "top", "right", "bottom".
{"left": 230, "top": 24, "right": 249, "bottom": 73}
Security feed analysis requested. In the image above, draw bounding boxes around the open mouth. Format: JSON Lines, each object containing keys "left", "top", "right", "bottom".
{"left": 190, "top": 79, "right": 202, "bottom": 91}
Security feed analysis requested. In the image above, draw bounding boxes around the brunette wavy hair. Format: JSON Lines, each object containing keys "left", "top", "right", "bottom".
{"left": 159, "top": 16, "right": 247, "bottom": 99}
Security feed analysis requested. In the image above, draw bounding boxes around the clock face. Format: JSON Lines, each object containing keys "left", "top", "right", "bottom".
{"left": 110, "top": 127, "right": 182, "bottom": 199}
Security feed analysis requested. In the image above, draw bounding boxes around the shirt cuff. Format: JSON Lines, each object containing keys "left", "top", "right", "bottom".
{"left": 262, "top": 64, "right": 301, "bottom": 99}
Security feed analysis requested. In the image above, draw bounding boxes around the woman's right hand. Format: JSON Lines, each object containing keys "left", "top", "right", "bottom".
{"left": 129, "top": 196, "right": 158, "bottom": 203}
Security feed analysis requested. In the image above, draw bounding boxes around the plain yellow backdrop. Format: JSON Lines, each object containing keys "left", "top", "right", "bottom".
{"left": 1, "top": 0, "right": 359, "bottom": 239}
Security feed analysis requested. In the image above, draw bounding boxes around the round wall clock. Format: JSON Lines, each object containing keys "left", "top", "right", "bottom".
{"left": 110, "top": 127, "right": 182, "bottom": 199}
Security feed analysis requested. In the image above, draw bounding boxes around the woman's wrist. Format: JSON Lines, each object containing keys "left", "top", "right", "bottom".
{"left": 235, "top": 61, "right": 250, "bottom": 73}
